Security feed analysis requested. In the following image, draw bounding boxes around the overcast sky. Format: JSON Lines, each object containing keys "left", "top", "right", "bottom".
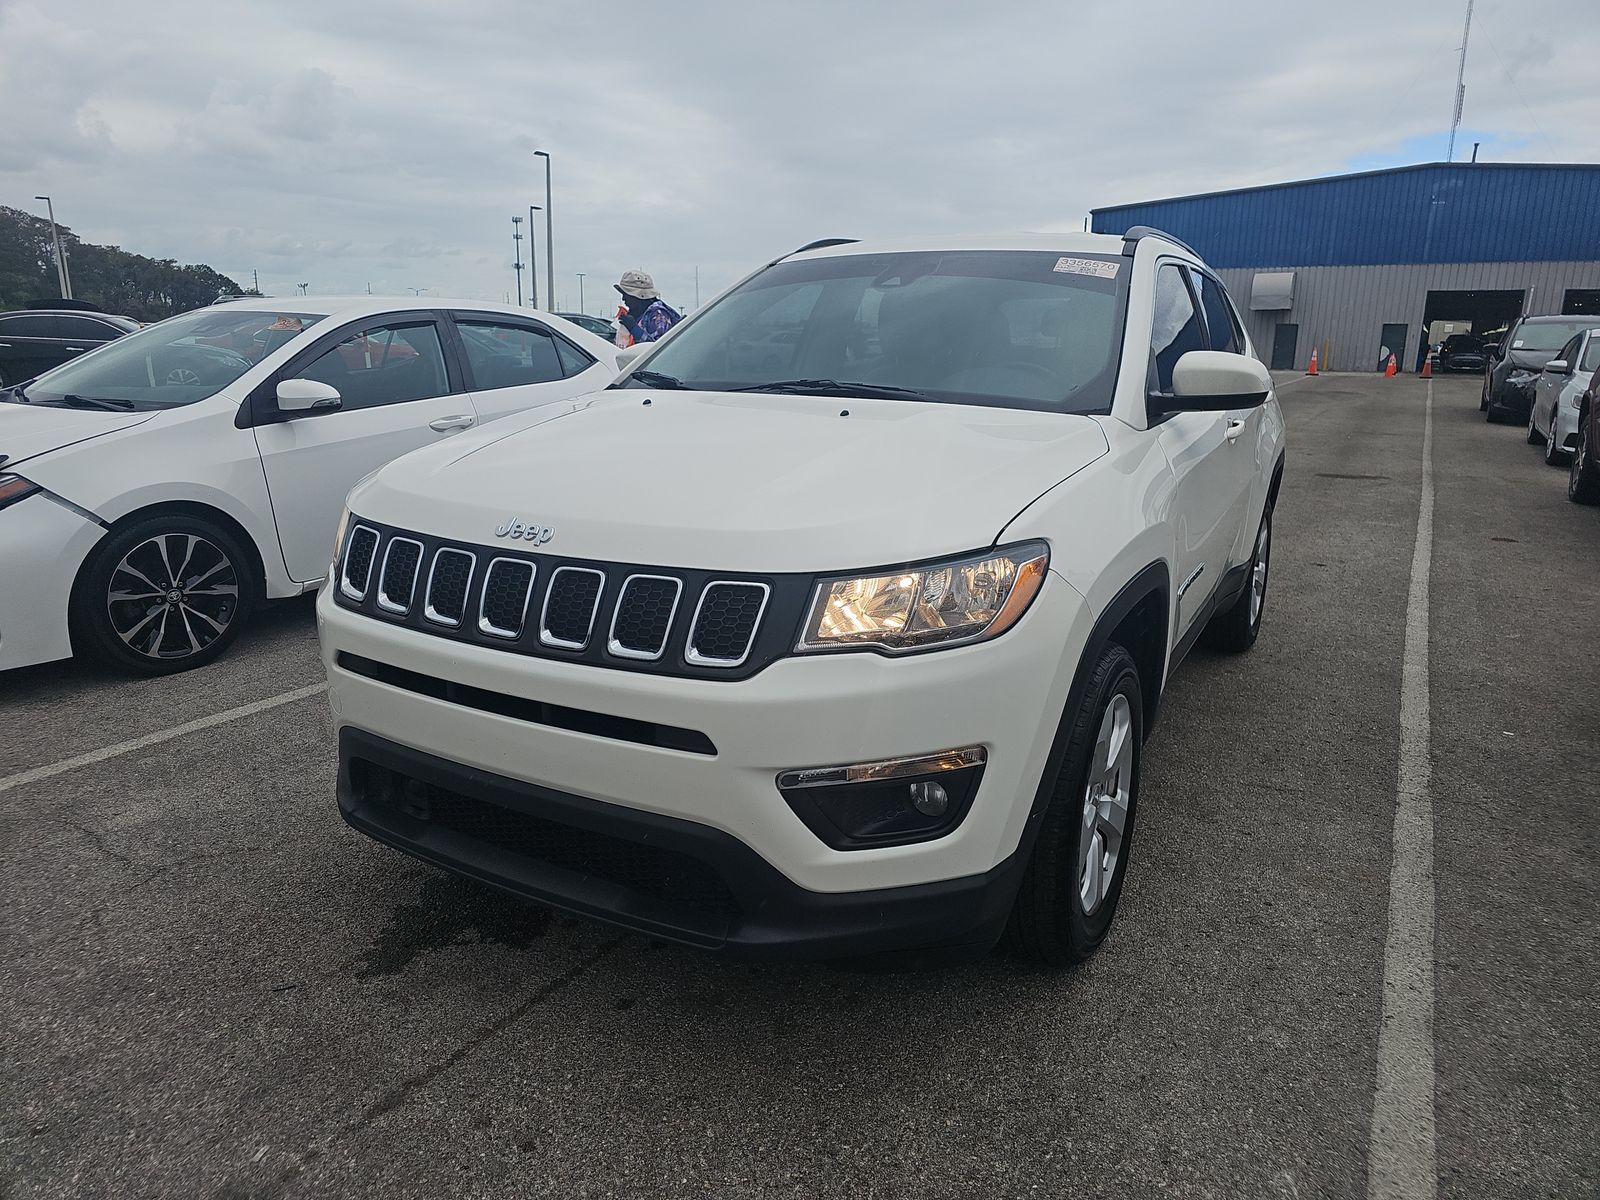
{"left": 2, "top": 0, "right": 1595, "bottom": 313}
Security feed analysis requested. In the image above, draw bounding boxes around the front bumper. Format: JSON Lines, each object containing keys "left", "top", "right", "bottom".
{"left": 318, "top": 570, "right": 1093, "bottom": 952}
{"left": 0, "top": 492, "right": 103, "bottom": 671}
{"left": 1490, "top": 375, "right": 1539, "bottom": 417}
{"left": 1554, "top": 402, "right": 1582, "bottom": 454}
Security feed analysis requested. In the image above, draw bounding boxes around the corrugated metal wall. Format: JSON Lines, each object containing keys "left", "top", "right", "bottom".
{"left": 1092, "top": 164, "right": 1600, "bottom": 267}
{"left": 1213, "top": 260, "right": 1600, "bottom": 372}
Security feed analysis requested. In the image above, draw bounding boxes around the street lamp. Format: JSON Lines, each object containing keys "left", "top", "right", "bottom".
{"left": 576, "top": 273, "right": 586, "bottom": 313}
{"left": 534, "top": 150, "right": 553, "bottom": 311}
{"left": 34, "top": 196, "right": 71, "bottom": 299}
{"left": 511, "top": 215, "right": 524, "bottom": 306}
{"left": 406, "top": 287, "right": 430, "bottom": 296}
{"left": 528, "top": 204, "right": 541, "bottom": 309}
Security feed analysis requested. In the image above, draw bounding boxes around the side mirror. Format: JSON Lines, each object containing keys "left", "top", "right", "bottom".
{"left": 1161, "top": 350, "right": 1273, "bottom": 412}
{"left": 276, "top": 378, "right": 342, "bottom": 412}
{"left": 614, "top": 342, "right": 651, "bottom": 373}
{"left": 1544, "top": 359, "right": 1571, "bottom": 375}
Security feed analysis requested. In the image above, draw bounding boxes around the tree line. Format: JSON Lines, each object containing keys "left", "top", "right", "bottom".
{"left": 0, "top": 205, "right": 250, "bottom": 321}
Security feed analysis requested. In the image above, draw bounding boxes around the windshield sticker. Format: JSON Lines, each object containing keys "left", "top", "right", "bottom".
{"left": 1513, "top": 340, "right": 1525, "bottom": 348}
{"left": 1053, "top": 257, "right": 1120, "bottom": 278}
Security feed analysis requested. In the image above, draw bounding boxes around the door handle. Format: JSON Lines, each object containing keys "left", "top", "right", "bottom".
{"left": 66, "top": 346, "right": 87, "bottom": 352}
{"left": 429, "top": 414, "right": 476, "bottom": 432}
{"left": 1225, "top": 418, "right": 1247, "bottom": 441}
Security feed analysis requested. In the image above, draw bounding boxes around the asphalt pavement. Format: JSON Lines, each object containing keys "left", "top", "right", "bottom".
{"left": 2, "top": 372, "right": 1596, "bottom": 1199}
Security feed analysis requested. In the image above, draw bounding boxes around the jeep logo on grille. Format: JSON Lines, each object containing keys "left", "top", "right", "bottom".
{"left": 494, "top": 518, "right": 554, "bottom": 544}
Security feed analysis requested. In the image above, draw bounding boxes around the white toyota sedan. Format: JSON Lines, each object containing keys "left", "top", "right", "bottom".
{"left": 0, "top": 298, "right": 616, "bottom": 674}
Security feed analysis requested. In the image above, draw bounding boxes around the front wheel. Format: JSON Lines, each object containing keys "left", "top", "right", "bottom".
{"left": 1480, "top": 380, "right": 1491, "bottom": 412}
{"left": 1006, "top": 644, "right": 1143, "bottom": 968}
{"left": 1570, "top": 413, "right": 1600, "bottom": 504}
{"left": 1527, "top": 406, "right": 1542, "bottom": 445}
{"left": 71, "top": 514, "right": 257, "bottom": 675}
{"left": 1544, "top": 417, "right": 1568, "bottom": 466}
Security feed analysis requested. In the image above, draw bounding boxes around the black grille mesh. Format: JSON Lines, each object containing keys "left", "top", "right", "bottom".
{"left": 543, "top": 569, "right": 603, "bottom": 647}
{"left": 358, "top": 761, "right": 738, "bottom": 920}
{"left": 612, "top": 577, "right": 679, "bottom": 655}
{"left": 426, "top": 549, "right": 473, "bottom": 625}
{"left": 690, "top": 584, "right": 766, "bottom": 663}
{"left": 378, "top": 540, "right": 421, "bottom": 610}
{"left": 344, "top": 527, "right": 378, "bottom": 595}
{"left": 481, "top": 560, "right": 535, "bottom": 635}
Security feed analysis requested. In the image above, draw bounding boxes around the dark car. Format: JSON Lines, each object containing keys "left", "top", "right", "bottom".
{"left": 1437, "top": 333, "right": 1487, "bottom": 373}
{"left": 1570, "top": 366, "right": 1600, "bottom": 505}
{"left": 0, "top": 308, "right": 139, "bottom": 386}
{"left": 555, "top": 312, "right": 617, "bottom": 342}
{"left": 1483, "top": 315, "right": 1600, "bottom": 423}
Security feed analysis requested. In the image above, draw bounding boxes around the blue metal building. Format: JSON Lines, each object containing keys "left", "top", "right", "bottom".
{"left": 1092, "top": 163, "right": 1600, "bottom": 372}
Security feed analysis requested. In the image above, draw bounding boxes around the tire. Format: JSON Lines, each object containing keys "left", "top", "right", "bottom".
{"left": 1203, "top": 504, "right": 1272, "bottom": 653}
{"left": 71, "top": 513, "right": 257, "bottom": 675}
{"left": 1526, "top": 406, "right": 1541, "bottom": 445}
{"left": 1480, "top": 380, "right": 1490, "bottom": 412}
{"left": 1570, "top": 412, "right": 1600, "bottom": 505}
{"left": 1006, "top": 643, "right": 1143, "bottom": 968}
{"left": 1544, "top": 416, "right": 1567, "bottom": 466}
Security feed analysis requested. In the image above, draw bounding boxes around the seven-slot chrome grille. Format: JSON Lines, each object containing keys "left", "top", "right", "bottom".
{"left": 334, "top": 518, "right": 803, "bottom": 680}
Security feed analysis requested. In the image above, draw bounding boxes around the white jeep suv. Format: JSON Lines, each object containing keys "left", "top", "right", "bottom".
{"left": 318, "top": 231, "right": 1285, "bottom": 965}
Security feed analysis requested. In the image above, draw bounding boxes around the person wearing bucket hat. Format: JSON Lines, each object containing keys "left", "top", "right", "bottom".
{"left": 613, "top": 270, "right": 682, "bottom": 348}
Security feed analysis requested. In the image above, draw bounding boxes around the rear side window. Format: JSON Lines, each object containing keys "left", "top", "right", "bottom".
{"left": 1193, "top": 273, "right": 1243, "bottom": 354}
{"left": 553, "top": 336, "right": 595, "bottom": 377}
{"left": 1149, "top": 265, "right": 1205, "bottom": 393}
{"left": 458, "top": 320, "right": 567, "bottom": 389}
{"left": 0, "top": 314, "right": 59, "bottom": 337}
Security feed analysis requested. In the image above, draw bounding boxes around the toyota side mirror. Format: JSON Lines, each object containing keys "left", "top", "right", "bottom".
{"left": 1544, "top": 359, "right": 1571, "bottom": 375}
{"left": 1158, "top": 350, "right": 1273, "bottom": 412}
{"left": 277, "top": 378, "right": 342, "bottom": 412}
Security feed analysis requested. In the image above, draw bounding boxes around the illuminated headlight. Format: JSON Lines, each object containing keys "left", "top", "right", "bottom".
{"left": 797, "top": 542, "right": 1049, "bottom": 654}
{"left": 0, "top": 473, "right": 41, "bottom": 512}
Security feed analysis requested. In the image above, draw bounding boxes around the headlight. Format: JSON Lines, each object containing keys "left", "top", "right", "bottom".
{"left": 0, "top": 474, "right": 41, "bottom": 512}
{"left": 331, "top": 504, "right": 351, "bottom": 565}
{"left": 797, "top": 542, "right": 1049, "bottom": 654}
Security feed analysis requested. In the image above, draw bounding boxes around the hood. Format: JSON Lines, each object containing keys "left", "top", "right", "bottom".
{"left": 352, "top": 391, "right": 1109, "bottom": 572}
{"left": 0, "top": 403, "right": 156, "bottom": 468}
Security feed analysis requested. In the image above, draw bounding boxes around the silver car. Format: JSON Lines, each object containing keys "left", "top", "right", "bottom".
{"left": 1529, "top": 328, "right": 1600, "bottom": 466}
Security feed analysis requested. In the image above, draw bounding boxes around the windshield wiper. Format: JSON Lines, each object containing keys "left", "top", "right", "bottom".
{"left": 731, "top": 378, "right": 936, "bottom": 402}
{"left": 613, "top": 369, "right": 686, "bottom": 390}
{"left": 58, "top": 393, "right": 137, "bottom": 411}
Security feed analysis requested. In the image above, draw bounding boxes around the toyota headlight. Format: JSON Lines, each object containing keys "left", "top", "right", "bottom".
{"left": 797, "top": 542, "right": 1049, "bottom": 654}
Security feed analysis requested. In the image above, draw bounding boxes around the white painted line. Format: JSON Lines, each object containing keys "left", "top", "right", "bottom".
{"left": 1367, "top": 380, "right": 1437, "bottom": 1199}
{"left": 0, "top": 681, "right": 329, "bottom": 795}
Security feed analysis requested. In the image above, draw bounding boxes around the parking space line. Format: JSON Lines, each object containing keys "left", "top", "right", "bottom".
{"left": 1367, "top": 380, "right": 1437, "bottom": 1199}
{"left": 0, "top": 682, "right": 329, "bottom": 795}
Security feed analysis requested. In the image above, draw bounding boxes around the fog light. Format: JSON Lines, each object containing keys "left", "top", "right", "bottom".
{"left": 909, "top": 780, "right": 949, "bottom": 817}
{"left": 776, "top": 747, "right": 986, "bottom": 850}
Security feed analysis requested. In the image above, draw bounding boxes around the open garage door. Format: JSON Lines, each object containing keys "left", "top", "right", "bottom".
{"left": 1420, "top": 289, "right": 1525, "bottom": 367}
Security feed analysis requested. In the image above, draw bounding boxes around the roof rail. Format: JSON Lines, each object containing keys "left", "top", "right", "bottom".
{"left": 1120, "top": 225, "right": 1201, "bottom": 259}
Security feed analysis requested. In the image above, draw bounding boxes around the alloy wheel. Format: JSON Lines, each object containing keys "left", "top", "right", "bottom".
{"left": 165, "top": 366, "right": 201, "bottom": 385}
{"left": 1079, "top": 693, "right": 1134, "bottom": 916}
{"left": 106, "top": 533, "right": 239, "bottom": 660}
{"left": 1250, "top": 519, "right": 1271, "bottom": 627}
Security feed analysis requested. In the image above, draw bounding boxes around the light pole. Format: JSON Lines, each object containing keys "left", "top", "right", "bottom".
{"left": 511, "top": 215, "right": 524, "bottom": 306}
{"left": 576, "top": 273, "right": 585, "bottom": 313}
{"left": 34, "top": 196, "right": 71, "bottom": 299}
{"left": 406, "top": 287, "right": 430, "bottom": 296}
{"left": 528, "top": 204, "right": 541, "bottom": 309}
{"left": 534, "top": 150, "right": 553, "bottom": 311}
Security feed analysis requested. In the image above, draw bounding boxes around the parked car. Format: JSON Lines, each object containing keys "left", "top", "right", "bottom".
{"left": 1483, "top": 315, "right": 1600, "bottom": 423}
{"left": 555, "top": 312, "right": 618, "bottom": 342}
{"left": 1437, "top": 333, "right": 1487, "bottom": 373}
{"left": 1569, "top": 367, "right": 1600, "bottom": 504}
{"left": 319, "top": 230, "right": 1286, "bottom": 967}
{"left": 0, "top": 299, "right": 616, "bottom": 674}
{"left": 0, "top": 308, "right": 138, "bottom": 386}
{"left": 1528, "top": 328, "right": 1600, "bottom": 466}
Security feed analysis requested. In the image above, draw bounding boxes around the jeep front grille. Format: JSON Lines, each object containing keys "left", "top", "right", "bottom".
{"left": 334, "top": 520, "right": 796, "bottom": 680}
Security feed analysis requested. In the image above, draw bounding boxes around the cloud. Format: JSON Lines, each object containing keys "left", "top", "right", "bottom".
{"left": 1, "top": 0, "right": 1594, "bottom": 310}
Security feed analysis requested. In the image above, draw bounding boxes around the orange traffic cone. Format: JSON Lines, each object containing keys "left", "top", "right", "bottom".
{"left": 1384, "top": 353, "right": 1398, "bottom": 377}
{"left": 1420, "top": 352, "right": 1433, "bottom": 380}
{"left": 1306, "top": 347, "right": 1319, "bottom": 376}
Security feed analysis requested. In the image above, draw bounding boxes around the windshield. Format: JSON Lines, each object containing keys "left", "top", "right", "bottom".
{"left": 627, "top": 250, "right": 1128, "bottom": 413}
{"left": 7, "top": 308, "right": 328, "bottom": 410}
{"left": 1512, "top": 321, "right": 1600, "bottom": 354}
{"left": 1583, "top": 338, "right": 1600, "bottom": 373}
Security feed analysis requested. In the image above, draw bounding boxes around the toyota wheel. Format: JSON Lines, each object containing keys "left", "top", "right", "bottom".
{"left": 72, "top": 514, "right": 257, "bottom": 675}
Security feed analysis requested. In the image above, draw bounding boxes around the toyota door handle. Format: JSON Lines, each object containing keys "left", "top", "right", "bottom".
{"left": 1225, "top": 418, "right": 1248, "bottom": 440}
{"left": 429, "top": 414, "right": 476, "bottom": 432}
{"left": 66, "top": 346, "right": 87, "bottom": 352}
